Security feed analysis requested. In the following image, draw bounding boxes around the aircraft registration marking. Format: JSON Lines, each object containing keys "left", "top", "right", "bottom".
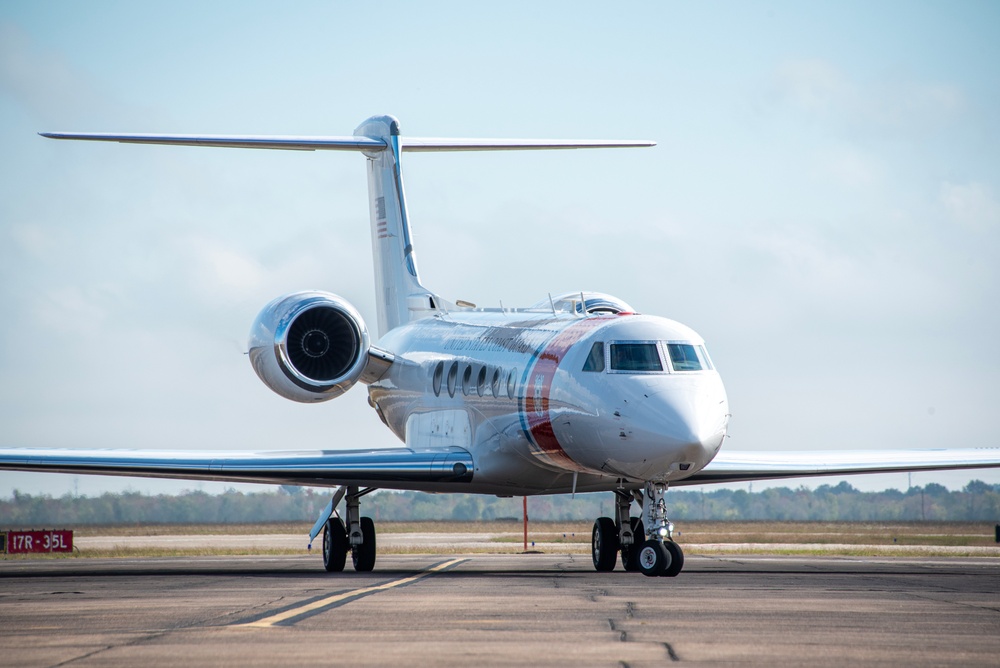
{"left": 232, "top": 558, "right": 465, "bottom": 628}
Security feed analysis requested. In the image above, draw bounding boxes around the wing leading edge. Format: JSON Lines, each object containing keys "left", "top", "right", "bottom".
{"left": 680, "top": 448, "right": 1000, "bottom": 486}
{"left": 0, "top": 447, "right": 474, "bottom": 488}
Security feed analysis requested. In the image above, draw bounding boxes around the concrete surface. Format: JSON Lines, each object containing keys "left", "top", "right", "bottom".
{"left": 1, "top": 553, "right": 998, "bottom": 666}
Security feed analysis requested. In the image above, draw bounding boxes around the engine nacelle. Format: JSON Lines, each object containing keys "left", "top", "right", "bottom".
{"left": 248, "top": 291, "right": 372, "bottom": 403}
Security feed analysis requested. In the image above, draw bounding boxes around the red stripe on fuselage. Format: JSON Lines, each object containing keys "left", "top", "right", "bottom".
{"left": 522, "top": 317, "right": 608, "bottom": 469}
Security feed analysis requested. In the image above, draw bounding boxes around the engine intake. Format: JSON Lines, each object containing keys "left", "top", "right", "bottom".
{"left": 248, "top": 291, "right": 372, "bottom": 403}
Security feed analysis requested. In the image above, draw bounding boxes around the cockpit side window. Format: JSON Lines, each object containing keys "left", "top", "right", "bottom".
{"left": 667, "top": 343, "right": 702, "bottom": 371}
{"left": 582, "top": 341, "right": 605, "bottom": 372}
{"left": 697, "top": 345, "right": 715, "bottom": 371}
{"left": 610, "top": 343, "right": 663, "bottom": 372}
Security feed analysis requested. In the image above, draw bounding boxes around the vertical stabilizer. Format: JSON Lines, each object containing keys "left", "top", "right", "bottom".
{"left": 354, "top": 115, "right": 437, "bottom": 336}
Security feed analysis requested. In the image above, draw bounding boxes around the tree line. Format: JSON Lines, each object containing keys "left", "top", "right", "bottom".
{"left": 2, "top": 481, "right": 999, "bottom": 527}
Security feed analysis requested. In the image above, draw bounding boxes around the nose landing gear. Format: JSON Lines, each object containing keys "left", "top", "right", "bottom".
{"left": 590, "top": 482, "right": 684, "bottom": 576}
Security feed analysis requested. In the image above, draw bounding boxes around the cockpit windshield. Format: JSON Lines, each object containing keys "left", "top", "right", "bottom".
{"left": 667, "top": 343, "right": 702, "bottom": 371}
{"left": 587, "top": 340, "right": 715, "bottom": 373}
{"left": 610, "top": 343, "right": 663, "bottom": 372}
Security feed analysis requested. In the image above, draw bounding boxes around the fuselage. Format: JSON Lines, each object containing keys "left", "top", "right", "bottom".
{"left": 368, "top": 308, "right": 730, "bottom": 495}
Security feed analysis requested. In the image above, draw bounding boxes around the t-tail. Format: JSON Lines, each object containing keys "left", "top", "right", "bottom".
{"left": 354, "top": 115, "right": 437, "bottom": 335}
{"left": 41, "top": 115, "right": 655, "bottom": 335}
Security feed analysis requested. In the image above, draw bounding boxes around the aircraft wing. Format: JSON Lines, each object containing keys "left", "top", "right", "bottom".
{"left": 0, "top": 447, "right": 473, "bottom": 488}
{"left": 680, "top": 448, "right": 1000, "bottom": 486}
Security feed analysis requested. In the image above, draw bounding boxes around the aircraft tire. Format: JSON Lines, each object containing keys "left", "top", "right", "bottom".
{"left": 323, "top": 517, "right": 348, "bottom": 572}
{"left": 620, "top": 517, "right": 644, "bottom": 572}
{"left": 661, "top": 540, "right": 684, "bottom": 577}
{"left": 592, "top": 517, "right": 619, "bottom": 572}
{"left": 352, "top": 516, "right": 377, "bottom": 572}
{"left": 638, "top": 539, "right": 671, "bottom": 577}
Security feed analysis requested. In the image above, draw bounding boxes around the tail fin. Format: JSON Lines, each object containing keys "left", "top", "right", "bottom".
{"left": 353, "top": 115, "right": 437, "bottom": 336}
{"left": 41, "top": 116, "right": 654, "bottom": 336}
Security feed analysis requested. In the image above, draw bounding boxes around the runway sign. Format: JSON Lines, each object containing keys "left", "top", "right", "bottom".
{"left": 4, "top": 530, "right": 73, "bottom": 554}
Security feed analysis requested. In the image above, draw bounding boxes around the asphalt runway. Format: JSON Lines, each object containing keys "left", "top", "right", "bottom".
{"left": 1, "top": 554, "right": 998, "bottom": 667}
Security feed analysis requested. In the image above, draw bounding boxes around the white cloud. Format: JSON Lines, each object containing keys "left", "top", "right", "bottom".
{"left": 773, "top": 58, "right": 965, "bottom": 132}
{"left": 8, "top": 223, "right": 55, "bottom": 257}
{"left": 182, "top": 236, "right": 267, "bottom": 300}
{"left": 818, "top": 146, "right": 884, "bottom": 189}
{"left": 0, "top": 22, "right": 108, "bottom": 123}
{"left": 940, "top": 181, "right": 1000, "bottom": 230}
{"left": 33, "top": 284, "right": 119, "bottom": 337}
{"left": 775, "top": 59, "right": 852, "bottom": 116}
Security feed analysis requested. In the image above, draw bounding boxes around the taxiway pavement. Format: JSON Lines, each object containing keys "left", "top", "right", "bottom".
{"left": 1, "top": 553, "right": 998, "bottom": 666}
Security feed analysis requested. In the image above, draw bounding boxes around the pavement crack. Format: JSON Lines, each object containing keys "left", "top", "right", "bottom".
{"left": 607, "top": 618, "right": 616, "bottom": 631}
{"left": 49, "top": 631, "right": 171, "bottom": 668}
{"left": 664, "top": 642, "right": 681, "bottom": 662}
{"left": 48, "top": 644, "right": 116, "bottom": 668}
{"left": 588, "top": 588, "right": 609, "bottom": 603}
{"left": 625, "top": 601, "right": 635, "bottom": 619}
{"left": 218, "top": 595, "right": 288, "bottom": 626}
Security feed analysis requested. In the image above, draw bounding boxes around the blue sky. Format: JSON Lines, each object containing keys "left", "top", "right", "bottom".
{"left": 1, "top": 1, "right": 998, "bottom": 497}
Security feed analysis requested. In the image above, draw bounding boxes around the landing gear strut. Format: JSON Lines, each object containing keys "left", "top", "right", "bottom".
{"left": 616, "top": 490, "right": 643, "bottom": 572}
{"left": 640, "top": 481, "right": 683, "bottom": 577}
{"left": 320, "top": 486, "right": 378, "bottom": 573}
{"left": 591, "top": 482, "right": 684, "bottom": 576}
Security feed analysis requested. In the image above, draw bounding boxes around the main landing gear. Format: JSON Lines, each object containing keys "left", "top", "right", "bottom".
{"left": 321, "top": 486, "right": 377, "bottom": 573}
{"left": 591, "top": 482, "right": 683, "bottom": 577}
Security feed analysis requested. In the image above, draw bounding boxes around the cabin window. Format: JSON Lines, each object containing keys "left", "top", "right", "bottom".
{"left": 582, "top": 341, "right": 605, "bottom": 372}
{"left": 462, "top": 365, "right": 473, "bottom": 396}
{"left": 609, "top": 343, "right": 663, "bottom": 372}
{"left": 666, "top": 343, "right": 702, "bottom": 371}
{"left": 477, "top": 367, "right": 487, "bottom": 397}
{"left": 447, "top": 361, "right": 458, "bottom": 397}
{"left": 491, "top": 368, "right": 501, "bottom": 396}
{"left": 507, "top": 368, "right": 517, "bottom": 399}
{"left": 432, "top": 361, "right": 444, "bottom": 396}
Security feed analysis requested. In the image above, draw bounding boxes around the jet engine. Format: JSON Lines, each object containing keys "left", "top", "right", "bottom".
{"left": 248, "top": 291, "right": 374, "bottom": 403}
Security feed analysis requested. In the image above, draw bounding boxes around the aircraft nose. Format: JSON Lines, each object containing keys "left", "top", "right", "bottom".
{"left": 606, "top": 377, "right": 729, "bottom": 480}
{"left": 644, "top": 385, "right": 726, "bottom": 447}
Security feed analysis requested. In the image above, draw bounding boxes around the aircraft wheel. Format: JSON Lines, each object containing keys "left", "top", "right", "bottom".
{"left": 322, "top": 517, "right": 347, "bottom": 573}
{"left": 592, "top": 517, "right": 619, "bottom": 572}
{"left": 661, "top": 540, "right": 684, "bottom": 577}
{"left": 352, "top": 516, "right": 377, "bottom": 572}
{"left": 620, "top": 517, "right": 644, "bottom": 572}
{"left": 638, "top": 539, "right": 671, "bottom": 577}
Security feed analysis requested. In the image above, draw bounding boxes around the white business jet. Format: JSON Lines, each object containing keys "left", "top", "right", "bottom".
{"left": 3, "top": 115, "right": 998, "bottom": 577}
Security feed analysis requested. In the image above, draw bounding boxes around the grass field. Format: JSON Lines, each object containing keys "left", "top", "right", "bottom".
{"left": 4, "top": 521, "right": 998, "bottom": 560}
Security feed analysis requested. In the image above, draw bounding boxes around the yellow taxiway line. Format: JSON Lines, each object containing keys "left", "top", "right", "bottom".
{"left": 235, "top": 558, "right": 465, "bottom": 628}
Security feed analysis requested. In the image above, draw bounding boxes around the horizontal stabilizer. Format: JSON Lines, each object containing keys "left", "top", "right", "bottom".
{"left": 399, "top": 138, "right": 656, "bottom": 151}
{"left": 681, "top": 448, "right": 1000, "bottom": 486}
{"left": 39, "top": 132, "right": 388, "bottom": 151}
{"left": 40, "top": 133, "right": 654, "bottom": 153}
